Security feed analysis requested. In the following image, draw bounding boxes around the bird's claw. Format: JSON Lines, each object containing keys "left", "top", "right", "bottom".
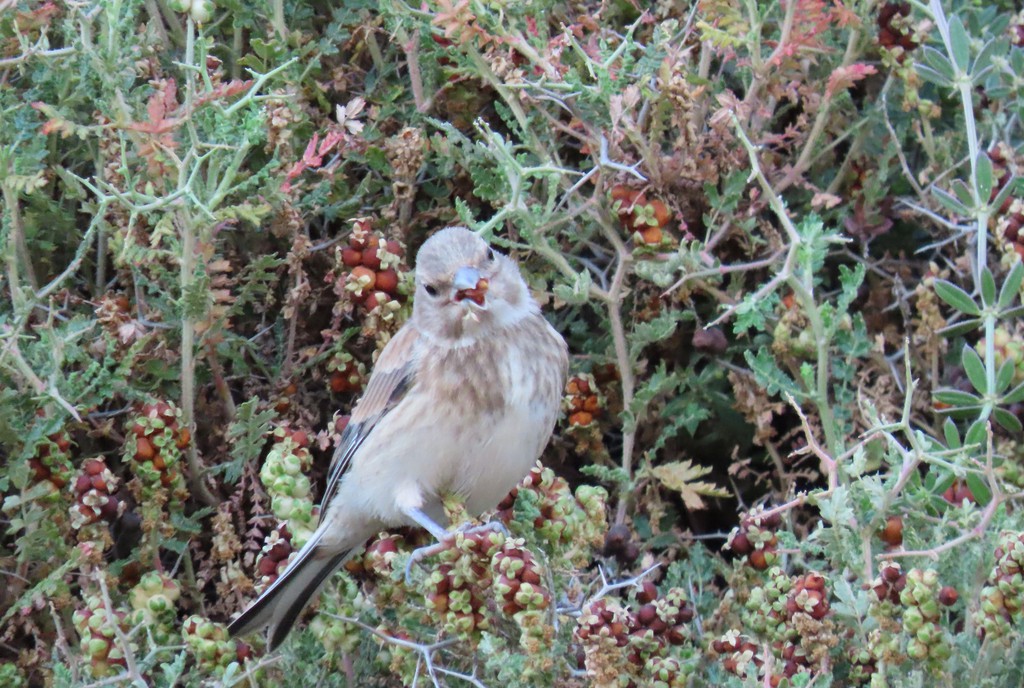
{"left": 402, "top": 520, "right": 508, "bottom": 584}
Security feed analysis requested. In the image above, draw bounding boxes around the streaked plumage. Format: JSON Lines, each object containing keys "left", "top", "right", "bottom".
{"left": 228, "top": 226, "right": 568, "bottom": 649}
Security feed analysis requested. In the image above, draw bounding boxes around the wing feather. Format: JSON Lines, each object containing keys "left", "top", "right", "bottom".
{"left": 318, "top": 325, "right": 420, "bottom": 521}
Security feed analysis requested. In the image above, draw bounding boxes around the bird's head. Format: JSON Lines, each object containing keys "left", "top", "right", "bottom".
{"left": 412, "top": 227, "right": 536, "bottom": 343}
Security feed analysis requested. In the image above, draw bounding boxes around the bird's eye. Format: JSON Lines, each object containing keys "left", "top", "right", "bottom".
{"left": 486, "top": 248, "right": 496, "bottom": 262}
{"left": 424, "top": 284, "right": 439, "bottom": 297}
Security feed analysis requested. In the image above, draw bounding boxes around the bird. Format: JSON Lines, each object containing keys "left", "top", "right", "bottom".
{"left": 228, "top": 226, "right": 569, "bottom": 650}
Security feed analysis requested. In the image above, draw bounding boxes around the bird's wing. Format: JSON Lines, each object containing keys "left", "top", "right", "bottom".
{"left": 318, "top": 324, "right": 420, "bottom": 522}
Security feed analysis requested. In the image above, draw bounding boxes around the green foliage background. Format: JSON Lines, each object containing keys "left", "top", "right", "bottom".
{"left": 4, "top": 0, "right": 1024, "bottom": 685}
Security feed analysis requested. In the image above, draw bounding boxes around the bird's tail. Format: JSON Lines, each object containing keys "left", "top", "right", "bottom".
{"left": 228, "top": 530, "right": 353, "bottom": 650}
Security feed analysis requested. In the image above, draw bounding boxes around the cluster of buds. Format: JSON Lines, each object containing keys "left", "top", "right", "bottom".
{"left": 422, "top": 529, "right": 506, "bottom": 642}
{"left": 308, "top": 574, "right": 367, "bottom": 656}
{"left": 712, "top": 632, "right": 762, "bottom": 683}
{"left": 126, "top": 400, "right": 189, "bottom": 492}
{"left": 72, "top": 592, "right": 130, "bottom": 678}
{"left": 563, "top": 373, "right": 608, "bottom": 458}
{"left": 70, "top": 458, "right": 124, "bottom": 533}
{"left": 733, "top": 569, "right": 833, "bottom": 683}
{"left": 976, "top": 531, "right": 1024, "bottom": 641}
{"left": 252, "top": 526, "right": 295, "bottom": 594}
{"left": 333, "top": 220, "right": 407, "bottom": 330}
{"left": 27, "top": 430, "right": 72, "bottom": 499}
{"left": 328, "top": 351, "right": 365, "bottom": 394}
{"left": 575, "top": 583, "right": 694, "bottom": 686}
{"left": 610, "top": 185, "right": 672, "bottom": 246}
{"left": 725, "top": 508, "right": 781, "bottom": 570}
{"left": 493, "top": 539, "right": 549, "bottom": 619}
{"left": 847, "top": 647, "right": 878, "bottom": 686}
{"left": 128, "top": 571, "right": 181, "bottom": 648}
{"left": 870, "top": 562, "right": 908, "bottom": 606}
{"left": 260, "top": 427, "right": 316, "bottom": 546}
{"left": 876, "top": 2, "right": 918, "bottom": 61}
{"left": 899, "top": 568, "right": 953, "bottom": 664}
{"left": 182, "top": 616, "right": 249, "bottom": 676}
{"left": 492, "top": 538, "right": 553, "bottom": 662}
{"left": 564, "top": 373, "right": 601, "bottom": 428}
{"left": 497, "top": 463, "right": 607, "bottom": 564}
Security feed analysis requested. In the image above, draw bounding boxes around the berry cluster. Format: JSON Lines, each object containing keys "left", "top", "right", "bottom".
{"left": 610, "top": 185, "right": 672, "bottom": 246}
{"left": 72, "top": 592, "right": 130, "bottom": 678}
{"left": 259, "top": 427, "right": 316, "bottom": 546}
{"left": 722, "top": 568, "right": 836, "bottom": 684}
{"left": 575, "top": 583, "right": 695, "bottom": 687}
{"left": 27, "top": 430, "right": 72, "bottom": 499}
{"left": 333, "top": 220, "right": 407, "bottom": 330}
{"left": 422, "top": 528, "right": 506, "bottom": 641}
{"left": 252, "top": 526, "right": 295, "bottom": 593}
{"left": 899, "top": 568, "right": 953, "bottom": 664}
{"left": 493, "top": 539, "right": 549, "bottom": 619}
{"left": 328, "top": 352, "right": 365, "bottom": 394}
{"left": 870, "top": 562, "right": 907, "bottom": 606}
{"left": 128, "top": 571, "right": 181, "bottom": 648}
{"left": 498, "top": 463, "right": 608, "bottom": 564}
{"left": 726, "top": 508, "right": 781, "bottom": 570}
{"left": 182, "top": 616, "right": 249, "bottom": 677}
{"left": 976, "top": 531, "right": 1024, "bottom": 641}
{"left": 308, "top": 574, "right": 367, "bottom": 656}
{"left": 564, "top": 373, "right": 602, "bottom": 428}
{"left": 126, "top": 400, "right": 189, "bottom": 492}
{"left": 876, "top": 2, "right": 918, "bottom": 60}
{"left": 70, "top": 458, "right": 123, "bottom": 534}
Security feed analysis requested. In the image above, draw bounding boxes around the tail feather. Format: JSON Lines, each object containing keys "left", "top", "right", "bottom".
{"left": 228, "top": 531, "right": 353, "bottom": 650}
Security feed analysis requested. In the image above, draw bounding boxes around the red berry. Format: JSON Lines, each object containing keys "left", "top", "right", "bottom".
{"left": 375, "top": 268, "right": 399, "bottom": 295}
{"left": 341, "top": 247, "right": 362, "bottom": 267}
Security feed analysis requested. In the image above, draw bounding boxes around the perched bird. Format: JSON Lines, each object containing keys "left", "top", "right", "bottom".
{"left": 229, "top": 226, "right": 568, "bottom": 650}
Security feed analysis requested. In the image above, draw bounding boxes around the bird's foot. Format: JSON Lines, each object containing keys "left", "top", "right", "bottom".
{"left": 403, "top": 520, "right": 508, "bottom": 584}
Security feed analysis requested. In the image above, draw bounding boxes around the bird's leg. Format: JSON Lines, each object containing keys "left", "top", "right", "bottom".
{"left": 401, "top": 507, "right": 506, "bottom": 583}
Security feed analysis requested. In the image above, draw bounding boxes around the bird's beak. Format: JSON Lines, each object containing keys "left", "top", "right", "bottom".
{"left": 452, "top": 266, "right": 489, "bottom": 307}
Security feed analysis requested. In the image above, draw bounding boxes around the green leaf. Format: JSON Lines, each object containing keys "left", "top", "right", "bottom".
{"left": 998, "top": 260, "right": 1023, "bottom": 311}
{"left": 629, "top": 310, "right": 682, "bottom": 360}
{"left": 975, "top": 151, "right": 994, "bottom": 203}
{"left": 948, "top": 15, "right": 971, "bottom": 72}
{"left": 981, "top": 267, "right": 997, "bottom": 307}
{"left": 997, "top": 358, "right": 1016, "bottom": 393}
{"left": 931, "top": 186, "right": 969, "bottom": 216}
{"left": 965, "top": 472, "right": 992, "bottom": 506}
{"left": 961, "top": 344, "right": 987, "bottom": 394}
{"left": 942, "top": 418, "right": 961, "bottom": 449}
{"left": 1003, "top": 380, "right": 1024, "bottom": 404}
{"left": 953, "top": 179, "right": 975, "bottom": 208}
{"left": 933, "top": 388, "right": 981, "bottom": 406}
{"left": 552, "top": 270, "right": 592, "bottom": 305}
{"left": 964, "top": 419, "right": 988, "bottom": 447}
{"left": 922, "top": 46, "right": 956, "bottom": 84}
{"left": 933, "top": 279, "right": 980, "bottom": 316}
{"left": 993, "top": 407, "right": 1023, "bottom": 434}
{"left": 937, "top": 317, "right": 983, "bottom": 338}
